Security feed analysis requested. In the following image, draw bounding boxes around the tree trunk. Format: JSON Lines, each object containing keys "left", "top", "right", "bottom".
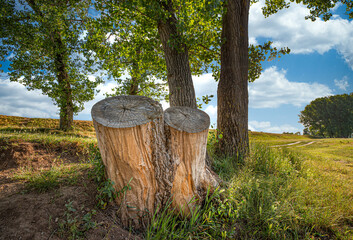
{"left": 91, "top": 96, "right": 217, "bottom": 229}
{"left": 129, "top": 48, "right": 140, "bottom": 95}
{"left": 54, "top": 33, "right": 74, "bottom": 131}
{"left": 217, "top": 0, "right": 250, "bottom": 157}
{"left": 157, "top": 0, "right": 215, "bottom": 168}
{"left": 157, "top": 0, "right": 197, "bottom": 109}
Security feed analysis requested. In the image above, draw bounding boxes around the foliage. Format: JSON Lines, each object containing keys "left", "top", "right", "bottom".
{"left": 0, "top": 0, "right": 102, "bottom": 130}
{"left": 85, "top": 0, "right": 169, "bottom": 100}
{"left": 197, "top": 94, "right": 214, "bottom": 109}
{"left": 83, "top": 0, "right": 288, "bottom": 106}
{"left": 299, "top": 93, "right": 353, "bottom": 138}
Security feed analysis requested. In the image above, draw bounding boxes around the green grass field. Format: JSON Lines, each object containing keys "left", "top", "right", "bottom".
{"left": 1, "top": 115, "right": 352, "bottom": 239}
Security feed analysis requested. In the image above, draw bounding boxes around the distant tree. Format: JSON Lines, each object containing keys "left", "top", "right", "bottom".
{"left": 299, "top": 93, "right": 353, "bottom": 138}
{"left": 0, "top": 0, "right": 102, "bottom": 131}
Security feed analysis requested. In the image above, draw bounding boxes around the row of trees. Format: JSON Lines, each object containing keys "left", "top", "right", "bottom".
{"left": 1, "top": 0, "right": 352, "bottom": 157}
{"left": 300, "top": 93, "right": 353, "bottom": 138}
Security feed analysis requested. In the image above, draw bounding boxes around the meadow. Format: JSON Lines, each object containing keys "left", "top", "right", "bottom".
{"left": 0, "top": 115, "right": 352, "bottom": 239}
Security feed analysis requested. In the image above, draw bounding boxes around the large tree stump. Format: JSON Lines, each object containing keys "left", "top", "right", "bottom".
{"left": 92, "top": 96, "right": 218, "bottom": 229}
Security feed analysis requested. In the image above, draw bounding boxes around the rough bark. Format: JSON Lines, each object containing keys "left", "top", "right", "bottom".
{"left": 92, "top": 96, "right": 218, "bottom": 229}
{"left": 129, "top": 48, "right": 140, "bottom": 95}
{"left": 157, "top": 0, "right": 197, "bottom": 109}
{"left": 217, "top": 0, "right": 250, "bottom": 157}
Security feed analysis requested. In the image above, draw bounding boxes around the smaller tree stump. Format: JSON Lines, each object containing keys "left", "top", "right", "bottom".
{"left": 164, "top": 106, "right": 218, "bottom": 214}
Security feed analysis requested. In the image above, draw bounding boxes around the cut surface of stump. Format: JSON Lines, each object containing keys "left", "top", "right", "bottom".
{"left": 92, "top": 95, "right": 162, "bottom": 128}
{"left": 92, "top": 96, "right": 172, "bottom": 229}
{"left": 164, "top": 106, "right": 210, "bottom": 133}
{"left": 164, "top": 106, "right": 218, "bottom": 214}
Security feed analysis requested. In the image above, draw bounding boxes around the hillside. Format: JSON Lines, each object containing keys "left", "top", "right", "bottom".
{"left": 0, "top": 115, "right": 352, "bottom": 239}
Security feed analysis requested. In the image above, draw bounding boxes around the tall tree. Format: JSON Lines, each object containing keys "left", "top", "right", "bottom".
{"left": 217, "top": 0, "right": 352, "bottom": 157}
{"left": 0, "top": 0, "right": 102, "bottom": 131}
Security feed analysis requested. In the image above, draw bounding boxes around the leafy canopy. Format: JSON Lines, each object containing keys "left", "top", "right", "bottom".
{"left": 0, "top": 0, "right": 102, "bottom": 115}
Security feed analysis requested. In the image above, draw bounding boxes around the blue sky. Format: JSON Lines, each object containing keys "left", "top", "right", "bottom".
{"left": 0, "top": 0, "right": 352, "bottom": 133}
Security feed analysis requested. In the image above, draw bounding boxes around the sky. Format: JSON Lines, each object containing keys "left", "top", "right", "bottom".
{"left": 0, "top": 0, "right": 352, "bottom": 133}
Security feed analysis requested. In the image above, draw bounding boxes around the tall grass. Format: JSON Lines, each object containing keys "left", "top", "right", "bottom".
{"left": 146, "top": 143, "right": 352, "bottom": 239}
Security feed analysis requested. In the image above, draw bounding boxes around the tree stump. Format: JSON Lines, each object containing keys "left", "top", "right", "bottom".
{"left": 164, "top": 106, "right": 217, "bottom": 213}
{"left": 91, "top": 96, "right": 218, "bottom": 229}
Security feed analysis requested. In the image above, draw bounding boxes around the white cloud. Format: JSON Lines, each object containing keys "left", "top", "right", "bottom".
{"left": 191, "top": 73, "right": 218, "bottom": 124}
{"left": 205, "top": 105, "right": 217, "bottom": 116}
{"left": 0, "top": 74, "right": 118, "bottom": 121}
{"left": 249, "top": 120, "right": 271, "bottom": 130}
{"left": 249, "top": 120, "right": 300, "bottom": 133}
{"left": 204, "top": 105, "right": 217, "bottom": 126}
{"left": 0, "top": 78, "right": 58, "bottom": 118}
{"left": 249, "top": 37, "right": 258, "bottom": 45}
{"left": 249, "top": 66, "right": 332, "bottom": 108}
{"left": 334, "top": 76, "right": 350, "bottom": 90}
{"left": 192, "top": 73, "right": 217, "bottom": 98}
{"left": 249, "top": 0, "right": 353, "bottom": 69}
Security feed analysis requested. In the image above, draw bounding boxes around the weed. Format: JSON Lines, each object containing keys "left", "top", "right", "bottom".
{"left": 88, "top": 143, "right": 105, "bottom": 183}
{"left": 96, "top": 179, "right": 118, "bottom": 209}
{"left": 57, "top": 200, "right": 97, "bottom": 239}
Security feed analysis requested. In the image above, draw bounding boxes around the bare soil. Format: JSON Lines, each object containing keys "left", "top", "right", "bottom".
{"left": 0, "top": 139, "right": 142, "bottom": 240}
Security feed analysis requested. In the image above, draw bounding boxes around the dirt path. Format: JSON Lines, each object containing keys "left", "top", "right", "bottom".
{"left": 271, "top": 141, "right": 302, "bottom": 147}
{"left": 272, "top": 141, "right": 316, "bottom": 148}
{"left": 295, "top": 141, "right": 315, "bottom": 147}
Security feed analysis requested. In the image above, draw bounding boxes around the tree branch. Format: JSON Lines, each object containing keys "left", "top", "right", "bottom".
{"left": 197, "top": 44, "right": 220, "bottom": 56}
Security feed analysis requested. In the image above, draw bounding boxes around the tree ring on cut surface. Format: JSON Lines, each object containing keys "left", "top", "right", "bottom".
{"left": 91, "top": 95, "right": 163, "bottom": 128}
{"left": 164, "top": 106, "right": 210, "bottom": 133}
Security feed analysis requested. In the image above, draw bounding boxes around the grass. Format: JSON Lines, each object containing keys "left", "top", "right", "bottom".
{"left": 0, "top": 115, "right": 95, "bottom": 132}
{"left": 14, "top": 163, "right": 91, "bottom": 192}
{"left": 147, "top": 144, "right": 309, "bottom": 239}
{"left": 147, "top": 142, "right": 353, "bottom": 239}
{"left": 1, "top": 115, "right": 352, "bottom": 239}
{"left": 0, "top": 114, "right": 96, "bottom": 138}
